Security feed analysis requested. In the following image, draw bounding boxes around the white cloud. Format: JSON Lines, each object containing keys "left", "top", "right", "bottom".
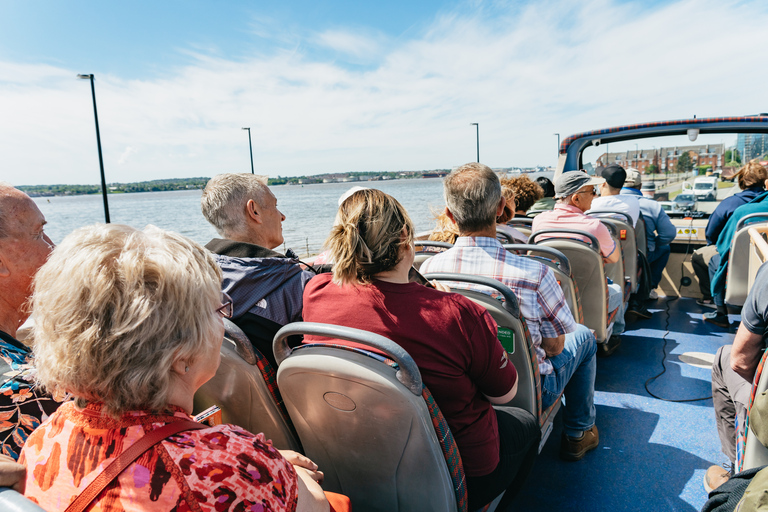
{"left": 1, "top": 0, "right": 767, "bottom": 185}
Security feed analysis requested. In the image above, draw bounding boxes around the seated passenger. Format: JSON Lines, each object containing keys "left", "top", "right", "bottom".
{"left": 504, "top": 175, "right": 543, "bottom": 217}
{"left": 706, "top": 179, "right": 768, "bottom": 328}
{"left": 20, "top": 224, "right": 333, "bottom": 512}
{"left": 0, "top": 183, "right": 60, "bottom": 460}
{"left": 532, "top": 170, "right": 625, "bottom": 338}
{"left": 428, "top": 210, "right": 460, "bottom": 244}
{"left": 419, "top": 163, "right": 599, "bottom": 462}
{"left": 496, "top": 184, "right": 530, "bottom": 244}
{"left": 694, "top": 160, "right": 768, "bottom": 311}
{"left": 621, "top": 168, "right": 676, "bottom": 299}
{"left": 201, "top": 173, "right": 314, "bottom": 368}
{"left": 302, "top": 188, "right": 539, "bottom": 510}
{"left": 530, "top": 176, "right": 556, "bottom": 212}
{"left": 707, "top": 261, "right": 768, "bottom": 492}
{"left": 587, "top": 164, "right": 640, "bottom": 227}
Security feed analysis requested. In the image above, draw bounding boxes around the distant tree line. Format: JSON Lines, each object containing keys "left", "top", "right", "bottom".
{"left": 19, "top": 178, "right": 211, "bottom": 197}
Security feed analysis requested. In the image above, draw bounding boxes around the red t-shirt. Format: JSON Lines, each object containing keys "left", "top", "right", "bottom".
{"left": 302, "top": 273, "right": 517, "bottom": 477}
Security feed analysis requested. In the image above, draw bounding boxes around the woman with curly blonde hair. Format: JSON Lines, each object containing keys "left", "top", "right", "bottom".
{"left": 21, "top": 224, "right": 335, "bottom": 512}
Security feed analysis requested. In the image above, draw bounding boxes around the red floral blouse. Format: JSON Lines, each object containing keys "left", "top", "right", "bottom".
{"left": 19, "top": 402, "right": 299, "bottom": 512}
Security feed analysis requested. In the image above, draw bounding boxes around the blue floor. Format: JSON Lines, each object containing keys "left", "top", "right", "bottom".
{"left": 511, "top": 297, "right": 739, "bottom": 512}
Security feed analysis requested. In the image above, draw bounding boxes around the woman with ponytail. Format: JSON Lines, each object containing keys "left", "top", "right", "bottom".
{"left": 302, "top": 189, "right": 539, "bottom": 511}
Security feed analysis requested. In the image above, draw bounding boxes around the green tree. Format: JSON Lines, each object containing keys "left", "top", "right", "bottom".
{"left": 646, "top": 164, "right": 659, "bottom": 174}
{"left": 725, "top": 149, "right": 742, "bottom": 164}
{"left": 676, "top": 152, "right": 693, "bottom": 173}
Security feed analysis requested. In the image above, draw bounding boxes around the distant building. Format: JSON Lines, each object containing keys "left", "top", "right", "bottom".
{"left": 596, "top": 143, "right": 724, "bottom": 173}
{"left": 737, "top": 134, "right": 768, "bottom": 162}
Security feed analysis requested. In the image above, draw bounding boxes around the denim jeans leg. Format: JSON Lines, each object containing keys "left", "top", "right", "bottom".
{"left": 647, "top": 244, "right": 671, "bottom": 288}
{"left": 540, "top": 324, "right": 597, "bottom": 437}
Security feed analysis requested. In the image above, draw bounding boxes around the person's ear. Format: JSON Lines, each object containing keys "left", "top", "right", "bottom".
{"left": 496, "top": 196, "right": 506, "bottom": 217}
{"left": 246, "top": 199, "right": 262, "bottom": 224}
{"left": 445, "top": 207, "right": 457, "bottom": 224}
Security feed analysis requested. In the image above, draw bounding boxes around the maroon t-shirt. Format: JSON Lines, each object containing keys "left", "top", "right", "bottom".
{"left": 302, "top": 273, "right": 517, "bottom": 477}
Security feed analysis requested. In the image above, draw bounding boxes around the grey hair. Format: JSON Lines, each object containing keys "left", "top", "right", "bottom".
{"left": 443, "top": 163, "right": 502, "bottom": 232}
{"left": 201, "top": 173, "right": 270, "bottom": 238}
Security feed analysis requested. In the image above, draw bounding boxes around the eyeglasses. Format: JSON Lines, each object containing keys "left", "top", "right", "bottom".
{"left": 216, "top": 291, "right": 233, "bottom": 319}
{"left": 578, "top": 186, "right": 598, "bottom": 196}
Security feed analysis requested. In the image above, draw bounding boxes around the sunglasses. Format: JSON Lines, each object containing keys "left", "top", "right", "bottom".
{"left": 216, "top": 291, "right": 233, "bottom": 319}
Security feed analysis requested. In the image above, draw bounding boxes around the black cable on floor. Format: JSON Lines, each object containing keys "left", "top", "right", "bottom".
{"left": 645, "top": 215, "right": 713, "bottom": 402}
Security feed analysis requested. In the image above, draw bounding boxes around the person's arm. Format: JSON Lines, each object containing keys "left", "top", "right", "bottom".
{"left": 485, "top": 377, "right": 518, "bottom": 404}
{"left": 540, "top": 334, "right": 565, "bottom": 358}
{"left": 0, "top": 454, "right": 25, "bottom": 493}
{"left": 656, "top": 210, "right": 677, "bottom": 245}
{"left": 295, "top": 467, "right": 331, "bottom": 512}
{"left": 603, "top": 244, "right": 620, "bottom": 264}
{"left": 731, "top": 323, "right": 765, "bottom": 382}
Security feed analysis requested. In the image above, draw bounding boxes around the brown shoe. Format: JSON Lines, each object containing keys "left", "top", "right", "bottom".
{"left": 704, "top": 465, "right": 730, "bottom": 493}
{"left": 560, "top": 425, "right": 599, "bottom": 461}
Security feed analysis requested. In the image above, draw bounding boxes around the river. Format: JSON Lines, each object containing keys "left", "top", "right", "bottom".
{"left": 33, "top": 173, "right": 552, "bottom": 256}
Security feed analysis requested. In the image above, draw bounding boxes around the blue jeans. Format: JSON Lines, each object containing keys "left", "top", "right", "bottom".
{"left": 646, "top": 243, "right": 671, "bottom": 289}
{"left": 540, "top": 324, "right": 597, "bottom": 438}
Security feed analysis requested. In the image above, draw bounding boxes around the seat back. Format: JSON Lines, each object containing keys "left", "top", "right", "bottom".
{"left": 414, "top": 241, "right": 453, "bottom": 270}
{"left": 530, "top": 230, "right": 612, "bottom": 343}
{"left": 0, "top": 489, "right": 46, "bottom": 512}
{"left": 422, "top": 273, "right": 559, "bottom": 451}
{"left": 739, "top": 349, "right": 768, "bottom": 471}
{"left": 193, "top": 319, "right": 301, "bottom": 451}
{"left": 595, "top": 219, "right": 630, "bottom": 304}
{"left": 588, "top": 211, "right": 638, "bottom": 293}
{"left": 636, "top": 216, "right": 648, "bottom": 256}
{"left": 505, "top": 218, "right": 533, "bottom": 238}
{"left": 274, "top": 323, "right": 463, "bottom": 512}
{"left": 502, "top": 244, "right": 581, "bottom": 324}
{"left": 726, "top": 215, "right": 768, "bottom": 307}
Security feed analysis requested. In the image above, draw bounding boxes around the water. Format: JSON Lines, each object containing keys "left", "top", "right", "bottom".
{"left": 33, "top": 173, "right": 552, "bottom": 256}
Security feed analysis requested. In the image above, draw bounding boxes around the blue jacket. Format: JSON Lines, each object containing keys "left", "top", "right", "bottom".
{"left": 705, "top": 185, "right": 766, "bottom": 244}
{"left": 620, "top": 187, "right": 676, "bottom": 253}
{"left": 711, "top": 191, "right": 768, "bottom": 299}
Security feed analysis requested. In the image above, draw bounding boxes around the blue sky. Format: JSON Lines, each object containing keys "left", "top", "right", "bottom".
{"left": 2, "top": 0, "right": 767, "bottom": 185}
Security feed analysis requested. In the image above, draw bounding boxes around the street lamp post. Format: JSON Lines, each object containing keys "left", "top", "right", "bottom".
{"left": 470, "top": 123, "right": 479, "bottom": 162}
{"left": 554, "top": 133, "right": 560, "bottom": 153}
{"left": 242, "top": 127, "right": 254, "bottom": 174}
{"left": 77, "top": 74, "right": 110, "bottom": 223}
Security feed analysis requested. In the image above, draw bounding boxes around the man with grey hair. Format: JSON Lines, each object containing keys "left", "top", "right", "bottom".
{"left": 201, "top": 173, "right": 313, "bottom": 368}
{"left": 420, "top": 163, "right": 600, "bottom": 461}
{"left": 0, "top": 183, "right": 60, "bottom": 469}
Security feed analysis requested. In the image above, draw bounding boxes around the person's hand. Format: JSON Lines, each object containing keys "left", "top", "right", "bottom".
{"left": 279, "top": 450, "right": 324, "bottom": 485}
{"left": 0, "top": 454, "right": 25, "bottom": 494}
{"left": 431, "top": 280, "right": 451, "bottom": 293}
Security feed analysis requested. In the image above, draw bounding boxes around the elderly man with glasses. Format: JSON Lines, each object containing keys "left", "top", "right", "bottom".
{"left": 532, "top": 170, "right": 625, "bottom": 345}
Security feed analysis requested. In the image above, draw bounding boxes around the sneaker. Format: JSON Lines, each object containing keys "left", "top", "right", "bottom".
{"left": 696, "top": 298, "right": 717, "bottom": 310}
{"left": 648, "top": 289, "right": 659, "bottom": 300}
{"left": 560, "top": 425, "right": 599, "bottom": 461}
{"left": 626, "top": 304, "right": 652, "bottom": 320}
{"left": 703, "top": 311, "right": 731, "bottom": 328}
{"left": 704, "top": 465, "right": 730, "bottom": 493}
{"left": 598, "top": 335, "right": 621, "bottom": 357}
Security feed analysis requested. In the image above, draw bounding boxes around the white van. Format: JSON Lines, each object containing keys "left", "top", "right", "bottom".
{"left": 693, "top": 176, "right": 718, "bottom": 201}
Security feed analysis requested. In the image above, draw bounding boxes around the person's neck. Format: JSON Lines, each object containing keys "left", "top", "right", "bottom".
{"left": 0, "top": 300, "right": 24, "bottom": 338}
{"left": 166, "top": 379, "right": 195, "bottom": 414}
{"left": 227, "top": 232, "right": 270, "bottom": 249}
{"left": 460, "top": 225, "right": 497, "bottom": 239}
{"left": 601, "top": 190, "right": 620, "bottom": 197}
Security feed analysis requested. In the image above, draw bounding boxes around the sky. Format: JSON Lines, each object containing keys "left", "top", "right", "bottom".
{"left": 1, "top": 0, "right": 767, "bottom": 185}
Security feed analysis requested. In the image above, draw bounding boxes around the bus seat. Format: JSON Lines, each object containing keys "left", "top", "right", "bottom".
{"left": 0, "top": 488, "right": 46, "bottom": 512}
{"left": 588, "top": 211, "right": 638, "bottom": 294}
{"left": 502, "top": 244, "right": 581, "bottom": 324}
{"left": 505, "top": 218, "right": 533, "bottom": 238}
{"left": 193, "top": 319, "right": 301, "bottom": 451}
{"left": 725, "top": 214, "right": 768, "bottom": 307}
{"left": 423, "top": 272, "right": 560, "bottom": 452}
{"left": 636, "top": 216, "right": 648, "bottom": 256}
{"left": 738, "top": 349, "right": 768, "bottom": 471}
{"left": 414, "top": 241, "right": 453, "bottom": 270}
{"left": 274, "top": 322, "right": 468, "bottom": 512}
{"left": 530, "top": 229, "right": 614, "bottom": 344}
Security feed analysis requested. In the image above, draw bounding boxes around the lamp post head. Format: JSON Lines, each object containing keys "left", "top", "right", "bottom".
{"left": 76, "top": 74, "right": 93, "bottom": 79}
{"left": 242, "top": 127, "right": 250, "bottom": 131}
{"left": 470, "top": 123, "right": 478, "bottom": 126}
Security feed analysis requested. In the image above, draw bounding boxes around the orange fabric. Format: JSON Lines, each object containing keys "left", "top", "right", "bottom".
{"left": 20, "top": 402, "right": 299, "bottom": 512}
{"left": 325, "top": 491, "right": 352, "bottom": 512}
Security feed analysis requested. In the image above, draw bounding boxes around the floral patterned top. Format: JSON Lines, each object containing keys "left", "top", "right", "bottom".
{"left": 0, "top": 329, "right": 61, "bottom": 460}
{"left": 20, "top": 402, "right": 299, "bottom": 512}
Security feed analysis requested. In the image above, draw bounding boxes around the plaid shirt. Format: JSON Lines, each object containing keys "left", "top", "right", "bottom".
{"left": 420, "top": 236, "right": 576, "bottom": 375}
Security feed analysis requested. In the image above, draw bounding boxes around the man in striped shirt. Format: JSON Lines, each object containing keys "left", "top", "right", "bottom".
{"left": 420, "top": 163, "right": 599, "bottom": 461}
